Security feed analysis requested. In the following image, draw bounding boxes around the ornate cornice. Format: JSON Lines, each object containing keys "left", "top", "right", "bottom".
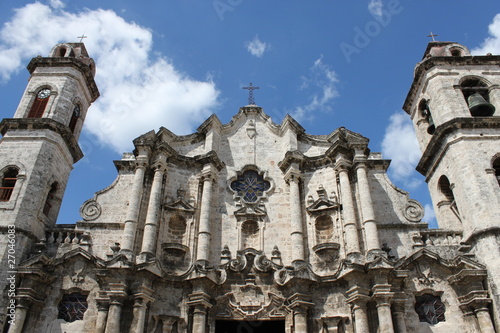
{"left": 0, "top": 118, "right": 83, "bottom": 162}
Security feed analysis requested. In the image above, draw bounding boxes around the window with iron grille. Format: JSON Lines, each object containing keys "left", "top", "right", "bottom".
{"left": 57, "top": 292, "right": 88, "bottom": 322}
{"left": 415, "top": 294, "right": 445, "bottom": 325}
{"left": 0, "top": 168, "right": 18, "bottom": 202}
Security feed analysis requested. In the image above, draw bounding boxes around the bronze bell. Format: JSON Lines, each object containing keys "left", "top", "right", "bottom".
{"left": 467, "top": 92, "right": 495, "bottom": 116}
{"left": 426, "top": 112, "right": 435, "bottom": 135}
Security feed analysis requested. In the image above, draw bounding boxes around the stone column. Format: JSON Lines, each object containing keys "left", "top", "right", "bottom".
{"left": 474, "top": 304, "right": 496, "bottom": 333}
{"left": 336, "top": 163, "right": 361, "bottom": 257}
{"left": 122, "top": 160, "right": 147, "bottom": 257}
{"left": 140, "top": 156, "right": 167, "bottom": 261}
{"left": 355, "top": 161, "right": 380, "bottom": 253}
{"left": 95, "top": 299, "right": 109, "bottom": 333}
{"left": 130, "top": 286, "right": 155, "bottom": 333}
{"left": 195, "top": 164, "right": 216, "bottom": 265}
{"left": 7, "top": 300, "right": 29, "bottom": 333}
{"left": 373, "top": 284, "right": 394, "bottom": 333}
{"left": 187, "top": 292, "right": 212, "bottom": 333}
{"left": 391, "top": 302, "right": 407, "bottom": 333}
{"left": 288, "top": 293, "right": 313, "bottom": 333}
{"left": 352, "top": 303, "right": 369, "bottom": 333}
{"left": 376, "top": 297, "right": 395, "bottom": 333}
{"left": 346, "top": 286, "right": 370, "bottom": 333}
{"left": 286, "top": 169, "right": 305, "bottom": 263}
{"left": 104, "top": 283, "right": 127, "bottom": 333}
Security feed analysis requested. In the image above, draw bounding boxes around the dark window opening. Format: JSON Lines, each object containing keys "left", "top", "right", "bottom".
{"left": 493, "top": 157, "right": 500, "bottom": 186}
{"left": 57, "top": 292, "right": 88, "bottom": 322}
{"left": 0, "top": 168, "right": 18, "bottom": 201}
{"left": 450, "top": 49, "right": 462, "bottom": 57}
{"left": 419, "top": 99, "right": 435, "bottom": 135}
{"left": 69, "top": 105, "right": 80, "bottom": 132}
{"left": 415, "top": 294, "right": 445, "bottom": 325}
{"left": 28, "top": 89, "right": 51, "bottom": 118}
{"left": 58, "top": 47, "right": 66, "bottom": 57}
{"left": 43, "top": 182, "right": 58, "bottom": 216}
{"left": 438, "top": 176, "right": 454, "bottom": 202}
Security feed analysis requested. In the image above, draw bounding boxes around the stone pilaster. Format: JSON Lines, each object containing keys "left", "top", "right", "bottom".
{"left": 130, "top": 285, "right": 155, "bottom": 333}
{"left": 346, "top": 286, "right": 371, "bottom": 333}
{"left": 391, "top": 296, "right": 408, "bottom": 333}
{"left": 335, "top": 161, "right": 361, "bottom": 258}
{"left": 121, "top": 157, "right": 148, "bottom": 258}
{"left": 7, "top": 298, "right": 30, "bottom": 333}
{"left": 139, "top": 155, "right": 167, "bottom": 261}
{"left": 287, "top": 293, "right": 313, "bottom": 333}
{"left": 373, "top": 284, "right": 394, "bottom": 333}
{"left": 355, "top": 160, "right": 380, "bottom": 253}
{"left": 195, "top": 164, "right": 217, "bottom": 265}
{"left": 104, "top": 283, "right": 127, "bottom": 333}
{"left": 95, "top": 298, "right": 109, "bottom": 333}
{"left": 187, "top": 292, "right": 212, "bottom": 333}
{"left": 284, "top": 167, "right": 305, "bottom": 264}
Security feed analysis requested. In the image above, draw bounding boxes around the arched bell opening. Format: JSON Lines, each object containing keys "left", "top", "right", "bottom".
{"left": 460, "top": 78, "right": 495, "bottom": 117}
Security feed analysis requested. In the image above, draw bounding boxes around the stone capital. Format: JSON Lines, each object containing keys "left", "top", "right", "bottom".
{"left": 187, "top": 292, "right": 212, "bottom": 312}
{"left": 287, "top": 293, "right": 314, "bottom": 313}
{"left": 346, "top": 286, "right": 371, "bottom": 306}
{"left": 283, "top": 167, "right": 301, "bottom": 184}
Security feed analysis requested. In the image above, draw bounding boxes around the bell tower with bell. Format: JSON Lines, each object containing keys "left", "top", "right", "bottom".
{"left": 403, "top": 41, "right": 500, "bottom": 319}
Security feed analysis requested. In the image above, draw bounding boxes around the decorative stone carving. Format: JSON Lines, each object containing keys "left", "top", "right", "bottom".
{"left": 403, "top": 199, "right": 424, "bottom": 222}
{"left": 80, "top": 199, "right": 101, "bottom": 221}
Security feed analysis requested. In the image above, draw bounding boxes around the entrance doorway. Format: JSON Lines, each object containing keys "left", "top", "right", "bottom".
{"left": 215, "top": 320, "right": 285, "bottom": 333}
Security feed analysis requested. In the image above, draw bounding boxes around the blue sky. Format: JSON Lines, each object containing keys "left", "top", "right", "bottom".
{"left": 1, "top": 0, "right": 500, "bottom": 227}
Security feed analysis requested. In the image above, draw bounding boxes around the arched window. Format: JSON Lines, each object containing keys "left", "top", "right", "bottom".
{"left": 167, "top": 214, "right": 187, "bottom": 244}
{"left": 438, "top": 176, "right": 454, "bottom": 202}
{"left": 57, "top": 292, "right": 88, "bottom": 322}
{"left": 241, "top": 220, "right": 259, "bottom": 250}
{"left": 419, "top": 99, "right": 435, "bottom": 135}
{"left": 0, "top": 168, "right": 18, "bottom": 201}
{"left": 69, "top": 104, "right": 81, "bottom": 133}
{"left": 460, "top": 78, "right": 495, "bottom": 117}
{"left": 28, "top": 88, "right": 51, "bottom": 118}
{"left": 493, "top": 157, "right": 500, "bottom": 186}
{"left": 415, "top": 294, "right": 445, "bottom": 325}
{"left": 315, "top": 215, "right": 334, "bottom": 244}
{"left": 43, "top": 182, "right": 58, "bottom": 216}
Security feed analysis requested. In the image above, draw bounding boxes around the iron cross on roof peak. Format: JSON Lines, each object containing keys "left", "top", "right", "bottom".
{"left": 243, "top": 83, "right": 260, "bottom": 105}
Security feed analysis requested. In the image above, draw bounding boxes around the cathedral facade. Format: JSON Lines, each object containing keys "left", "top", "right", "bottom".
{"left": 0, "top": 41, "right": 499, "bottom": 333}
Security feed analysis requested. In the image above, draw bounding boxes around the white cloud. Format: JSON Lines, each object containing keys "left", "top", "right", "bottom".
{"left": 244, "top": 35, "right": 270, "bottom": 58}
{"left": 368, "top": 0, "right": 383, "bottom": 18}
{"left": 472, "top": 13, "right": 500, "bottom": 55}
{"left": 423, "top": 203, "right": 437, "bottom": 228}
{"left": 49, "top": 0, "right": 65, "bottom": 9}
{"left": 0, "top": 3, "right": 219, "bottom": 152}
{"left": 292, "top": 56, "right": 339, "bottom": 121}
{"left": 382, "top": 112, "right": 422, "bottom": 189}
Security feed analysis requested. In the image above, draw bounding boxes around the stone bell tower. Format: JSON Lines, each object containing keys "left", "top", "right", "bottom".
{"left": 403, "top": 41, "right": 500, "bottom": 321}
{"left": 0, "top": 42, "right": 99, "bottom": 265}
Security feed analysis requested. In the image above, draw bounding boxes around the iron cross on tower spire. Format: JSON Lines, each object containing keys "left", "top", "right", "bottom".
{"left": 427, "top": 32, "right": 438, "bottom": 41}
{"left": 243, "top": 82, "right": 260, "bottom": 105}
{"left": 77, "top": 32, "right": 88, "bottom": 43}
